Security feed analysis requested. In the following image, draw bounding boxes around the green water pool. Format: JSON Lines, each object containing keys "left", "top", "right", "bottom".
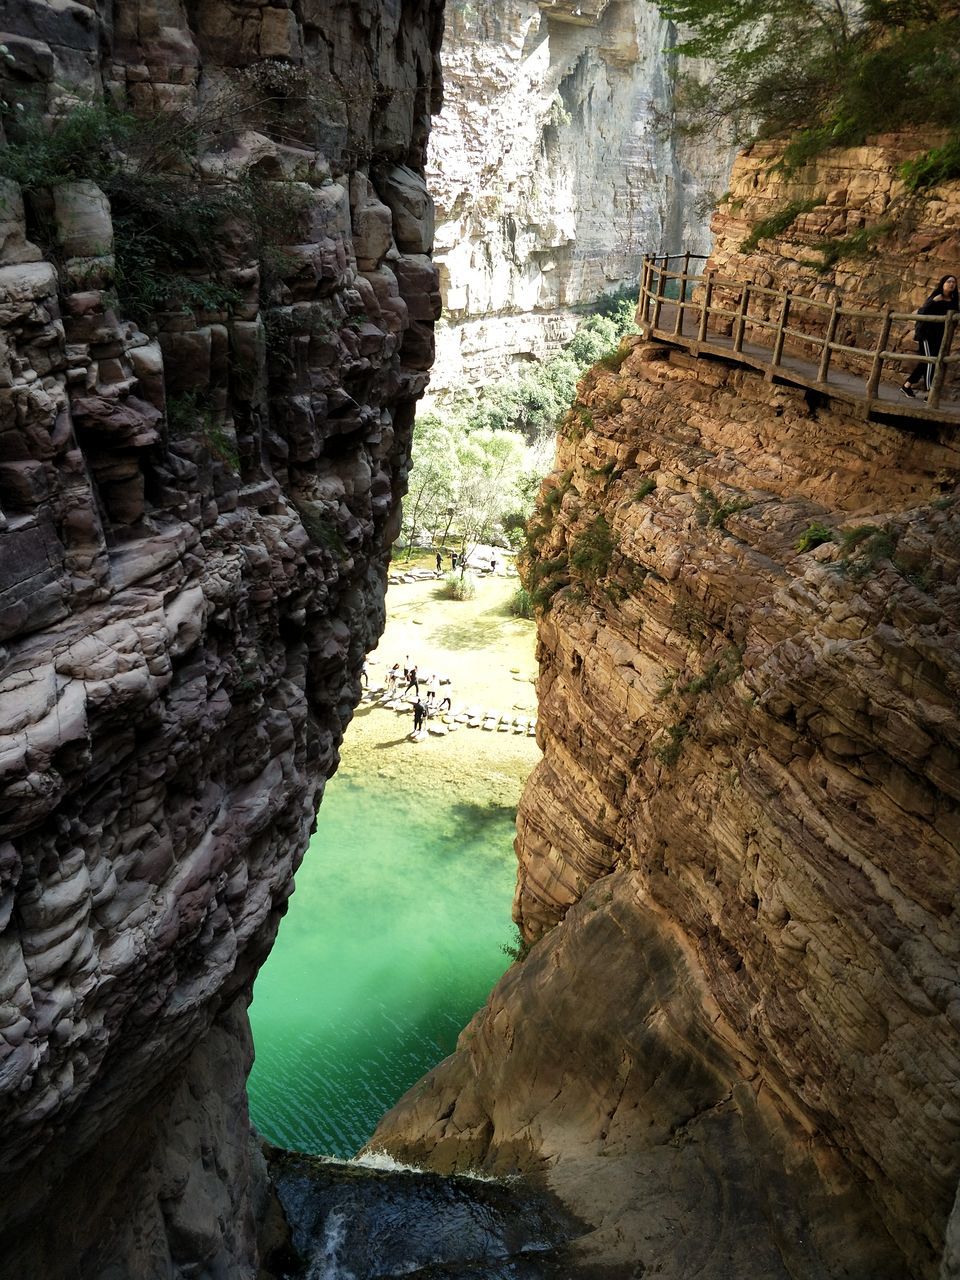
{"left": 247, "top": 764, "right": 519, "bottom": 1157}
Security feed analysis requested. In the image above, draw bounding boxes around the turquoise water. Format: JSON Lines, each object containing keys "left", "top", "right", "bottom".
{"left": 247, "top": 767, "right": 518, "bottom": 1158}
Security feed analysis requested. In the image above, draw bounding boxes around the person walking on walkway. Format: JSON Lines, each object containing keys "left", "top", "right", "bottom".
{"left": 403, "top": 665, "right": 419, "bottom": 697}
{"left": 902, "top": 274, "right": 959, "bottom": 397}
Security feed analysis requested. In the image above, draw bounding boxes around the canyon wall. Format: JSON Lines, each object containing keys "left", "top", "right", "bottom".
{"left": 427, "top": 0, "right": 731, "bottom": 394}
{"left": 0, "top": 2, "right": 442, "bottom": 1275}
{"left": 372, "top": 141, "right": 960, "bottom": 1279}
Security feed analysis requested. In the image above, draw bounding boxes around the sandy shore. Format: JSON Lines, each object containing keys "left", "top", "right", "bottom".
{"left": 339, "top": 572, "right": 542, "bottom": 808}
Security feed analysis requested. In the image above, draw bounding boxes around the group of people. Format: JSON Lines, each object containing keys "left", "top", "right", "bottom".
{"left": 902, "top": 273, "right": 958, "bottom": 398}
{"left": 435, "top": 551, "right": 460, "bottom": 573}
{"left": 382, "top": 658, "right": 452, "bottom": 734}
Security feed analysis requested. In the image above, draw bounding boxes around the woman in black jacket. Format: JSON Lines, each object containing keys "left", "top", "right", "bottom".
{"left": 902, "top": 273, "right": 959, "bottom": 397}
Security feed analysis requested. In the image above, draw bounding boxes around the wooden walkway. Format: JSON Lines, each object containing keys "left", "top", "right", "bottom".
{"left": 637, "top": 255, "right": 960, "bottom": 427}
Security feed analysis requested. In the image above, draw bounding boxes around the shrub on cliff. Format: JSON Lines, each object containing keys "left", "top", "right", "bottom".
{"left": 657, "top": 1, "right": 960, "bottom": 174}
{"left": 0, "top": 96, "right": 306, "bottom": 321}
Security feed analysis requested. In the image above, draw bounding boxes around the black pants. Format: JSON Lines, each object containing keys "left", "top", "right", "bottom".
{"left": 906, "top": 338, "right": 936, "bottom": 390}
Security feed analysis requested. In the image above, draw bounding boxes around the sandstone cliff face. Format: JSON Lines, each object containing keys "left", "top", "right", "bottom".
{"left": 427, "top": 0, "right": 731, "bottom": 393}
{"left": 0, "top": 2, "right": 441, "bottom": 1275}
{"left": 372, "top": 146, "right": 960, "bottom": 1279}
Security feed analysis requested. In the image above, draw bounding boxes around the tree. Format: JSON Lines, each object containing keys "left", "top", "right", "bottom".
{"left": 451, "top": 429, "right": 527, "bottom": 570}
{"left": 656, "top": 1, "right": 960, "bottom": 157}
{"left": 401, "top": 414, "right": 458, "bottom": 555}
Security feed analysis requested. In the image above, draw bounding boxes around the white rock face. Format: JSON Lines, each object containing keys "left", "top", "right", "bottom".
{"left": 427, "top": 0, "right": 733, "bottom": 394}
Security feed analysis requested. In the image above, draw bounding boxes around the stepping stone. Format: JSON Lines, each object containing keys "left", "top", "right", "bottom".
{"left": 468, "top": 716, "right": 482, "bottom": 728}
{"left": 527, "top": 723, "right": 537, "bottom": 736}
{"left": 482, "top": 718, "right": 498, "bottom": 731}
{"left": 466, "top": 706, "right": 481, "bottom": 719}
{"left": 497, "top": 721, "right": 510, "bottom": 732}
{"left": 428, "top": 723, "right": 447, "bottom": 735}
{"left": 446, "top": 722, "right": 460, "bottom": 733}
{"left": 513, "top": 721, "right": 526, "bottom": 733}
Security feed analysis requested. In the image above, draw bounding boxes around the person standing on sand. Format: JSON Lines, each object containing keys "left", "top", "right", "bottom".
{"left": 902, "top": 274, "right": 959, "bottom": 397}
{"left": 436, "top": 552, "right": 442, "bottom": 573}
{"left": 412, "top": 699, "right": 425, "bottom": 733}
{"left": 403, "top": 665, "right": 419, "bottom": 697}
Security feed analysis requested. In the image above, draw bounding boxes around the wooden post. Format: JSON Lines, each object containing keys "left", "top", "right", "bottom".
{"left": 771, "top": 289, "right": 791, "bottom": 367}
{"left": 733, "top": 283, "right": 750, "bottom": 353}
{"left": 651, "top": 258, "right": 664, "bottom": 331}
{"left": 674, "top": 259, "right": 688, "bottom": 337}
{"left": 817, "top": 298, "right": 840, "bottom": 383}
{"left": 865, "top": 308, "right": 893, "bottom": 402}
{"left": 697, "top": 271, "right": 715, "bottom": 343}
{"left": 639, "top": 257, "right": 650, "bottom": 326}
{"left": 928, "top": 311, "right": 957, "bottom": 409}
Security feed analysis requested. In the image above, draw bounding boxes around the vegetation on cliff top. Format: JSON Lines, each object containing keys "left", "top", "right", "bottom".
{"left": 657, "top": 1, "right": 960, "bottom": 183}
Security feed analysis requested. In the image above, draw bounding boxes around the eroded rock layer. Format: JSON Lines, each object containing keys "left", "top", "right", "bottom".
{"left": 0, "top": 2, "right": 442, "bottom": 1275}
{"left": 372, "top": 149, "right": 960, "bottom": 1278}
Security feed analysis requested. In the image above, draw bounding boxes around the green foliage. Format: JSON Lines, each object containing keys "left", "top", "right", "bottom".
{"left": 656, "top": 2, "right": 960, "bottom": 162}
{"left": 652, "top": 722, "right": 689, "bottom": 767}
{"left": 597, "top": 342, "right": 631, "bottom": 372}
{"left": 570, "top": 516, "right": 616, "bottom": 582}
{"left": 796, "top": 521, "right": 835, "bottom": 552}
{"left": 440, "top": 571, "right": 478, "bottom": 600}
{"left": 294, "top": 503, "right": 346, "bottom": 553}
{"left": 900, "top": 134, "right": 960, "bottom": 192}
{"left": 676, "top": 647, "right": 743, "bottom": 697}
{"left": 166, "top": 390, "right": 239, "bottom": 469}
{"left": 524, "top": 555, "right": 570, "bottom": 612}
{"left": 634, "top": 477, "right": 657, "bottom": 501}
{"left": 836, "top": 523, "right": 899, "bottom": 578}
{"left": 740, "top": 198, "right": 819, "bottom": 252}
{"left": 500, "top": 925, "right": 532, "bottom": 964}
{"left": 0, "top": 102, "right": 134, "bottom": 187}
{"left": 1, "top": 97, "right": 306, "bottom": 323}
{"left": 508, "top": 586, "right": 534, "bottom": 618}
{"left": 695, "top": 487, "right": 753, "bottom": 530}
{"left": 808, "top": 222, "right": 891, "bottom": 273}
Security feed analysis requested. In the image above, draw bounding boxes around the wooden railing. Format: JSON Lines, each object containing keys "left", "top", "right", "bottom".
{"left": 638, "top": 253, "right": 960, "bottom": 412}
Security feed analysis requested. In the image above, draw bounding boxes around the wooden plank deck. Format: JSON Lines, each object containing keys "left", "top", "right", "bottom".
{"left": 638, "top": 303, "right": 960, "bottom": 427}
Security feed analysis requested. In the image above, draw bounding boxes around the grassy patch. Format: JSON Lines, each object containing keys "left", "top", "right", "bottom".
{"left": 796, "top": 521, "right": 835, "bottom": 552}
{"left": 808, "top": 222, "right": 891, "bottom": 274}
{"left": 836, "top": 523, "right": 899, "bottom": 579}
{"left": 740, "top": 198, "right": 820, "bottom": 252}
{"left": 652, "top": 721, "right": 689, "bottom": 767}
{"left": 901, "top": 133, "right": 960, "bottom": 191}
{"left": 695, "top": 487, "right": 753, "bottom": 531}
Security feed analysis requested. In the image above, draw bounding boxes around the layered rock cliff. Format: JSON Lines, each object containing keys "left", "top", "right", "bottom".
{"left": 427, "top": 0, "right": 731, "bottom": 393}
{"left": 372, "top": 142, "right": 960, "bottom": 1279}
{"left": 0, "top": 2, "right": 442, "bottom": 1275}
